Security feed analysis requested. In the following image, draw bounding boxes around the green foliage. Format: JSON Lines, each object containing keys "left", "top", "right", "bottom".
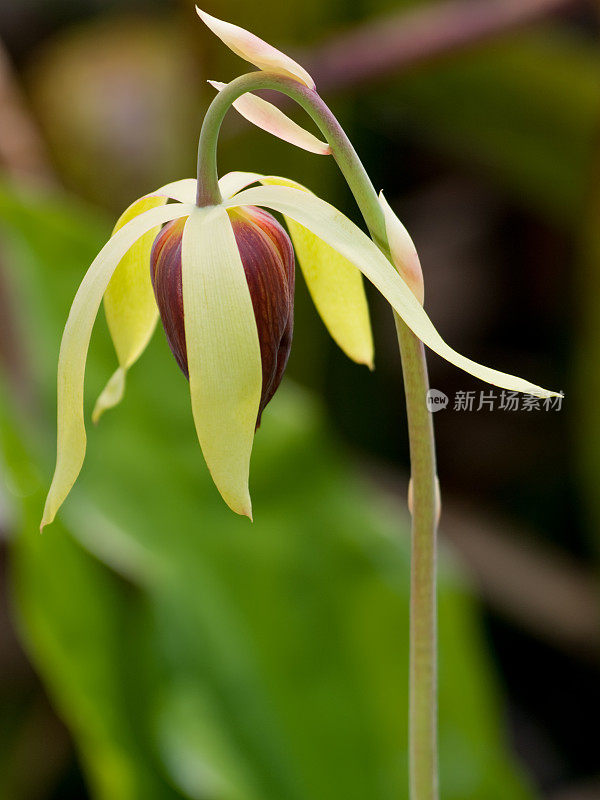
{"left": 0, "top": 182, "right": 534, "bottom": 799}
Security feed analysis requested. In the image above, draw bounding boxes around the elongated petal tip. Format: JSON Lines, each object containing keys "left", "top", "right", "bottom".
{"left": 212, "top": 478, "right": 253, "bottom": 519}
{"left": 40, "top": 487, "right": 60, "bottom": 531}
{"left": 197, "top": 7, "right": 315, "bottom": 88}
{"left": 211, "top": 480, "right": 253, "bottom": 518}
{"left": 236, "top": 498, "right": 253, "bottom": 521}
{"left": 208, "top": 80, "right": 330, "bottom": 156}
{"left": 92, "top": 367, "right": 126, "bottom": 424}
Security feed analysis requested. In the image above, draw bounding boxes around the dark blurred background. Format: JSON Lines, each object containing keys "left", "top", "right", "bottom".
{"left": 1, "top": 1, "right": 599, "bottom": 798}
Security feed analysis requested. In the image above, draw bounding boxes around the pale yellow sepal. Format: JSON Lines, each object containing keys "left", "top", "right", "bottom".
{"left": 95, "top": 195, "right": 166, "bottom": 422}
{"left": 379, "top": 191, "right": 424, "bottom": 306}
{"left": 209, "top": 80, "right": 330, "bottom": 155}
{"left": 41, "top": 203, "right": 194, "bottom": 530}
{"left": 196, "top": 8, "right": 315, "bottom": 89}
{"left": 182, "top": 206, "right": 262, "bottom": 518}
{"left": 225, "top": 184, "right": 559, "bottom": 399}
{"left": 260, "top": 176, "right": 374, "bottom": 368}
{"left": 94, "top": 179, "right": 198, "bottom": 421}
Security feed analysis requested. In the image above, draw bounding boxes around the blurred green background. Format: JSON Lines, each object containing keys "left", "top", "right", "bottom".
{"left": 0, "top": 0, "right": 598, "bottom": 798}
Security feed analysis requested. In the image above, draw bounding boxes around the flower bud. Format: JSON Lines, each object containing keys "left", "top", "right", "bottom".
{"left": 150, "top": 206, "right": 295, "bottom": 426}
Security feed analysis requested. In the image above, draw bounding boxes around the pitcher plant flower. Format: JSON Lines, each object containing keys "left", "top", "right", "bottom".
{"left": 41, "top": 8, "right": 558, "bottom": 529}
{"left": 41, "top": 13, "right": 560, "bottom": 797}
{"left": 40, "top": 166, "right": 556, "bottom": 526}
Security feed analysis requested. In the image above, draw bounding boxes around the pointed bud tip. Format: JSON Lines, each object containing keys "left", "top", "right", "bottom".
{"left": 379, "top": 190, "right": 425, "bottom": 305}
{"left": 195, "top": 6, "right": 315, "bottom": 90}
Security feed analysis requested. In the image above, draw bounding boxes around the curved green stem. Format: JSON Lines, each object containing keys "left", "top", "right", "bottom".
{"left": 196, "top": 74, "right": 385, "bottom": 243}
{"left": 197, "top": 72, "right": 439, "bottom": 800}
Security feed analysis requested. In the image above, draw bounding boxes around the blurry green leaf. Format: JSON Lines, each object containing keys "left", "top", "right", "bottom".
{"left": 0, "top": 181, "right": 534, "bottom": 799}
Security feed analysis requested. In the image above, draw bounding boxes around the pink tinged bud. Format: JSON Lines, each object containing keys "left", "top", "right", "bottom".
{"left": 379, "top": 191, "right": 424, "bottom": 306}
{"left": 196, "top": 8, "right": 315, "bottom": 89}
{"left": 150, "top": 207, "right": 294, "bottom": 426}
{"left": 208, "top": 81, "right": 330, "bottom": 156}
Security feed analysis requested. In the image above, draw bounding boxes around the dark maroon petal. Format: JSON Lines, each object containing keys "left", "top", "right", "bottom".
{"left": 150, "top": 216, "right": 188, "bottom": 376}
{"left": 149, "top": 206, "right": 295, "bottom": 427}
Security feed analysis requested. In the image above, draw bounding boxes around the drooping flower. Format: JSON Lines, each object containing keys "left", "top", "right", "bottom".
{"left": 150, "top": 204, "right": 295, "bottom": 426}
{"left": 41, "top": 13, "right": 559, "bottom": 529}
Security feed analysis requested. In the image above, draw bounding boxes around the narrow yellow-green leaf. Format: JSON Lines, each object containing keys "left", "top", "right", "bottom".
{"left": 41, "top": 203, "right": 194, "bottom": 530}
{"left": 226, "top": 185, "right": 558, "bottom": 398}
{"left": 182, "top": 206, "right": 262, "bottom": 518}
{"left": 260, "top": 176, "right": 373, "bottom": 368}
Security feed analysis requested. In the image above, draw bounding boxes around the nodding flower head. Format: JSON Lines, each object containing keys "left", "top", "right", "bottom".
{"left": 41, "top": 11, "right": 559, "bottom": 530}
{"left": 150, "top": 206, "right": 295, "bottom": 426}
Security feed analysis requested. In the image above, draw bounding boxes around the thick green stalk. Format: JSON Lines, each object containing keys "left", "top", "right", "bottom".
{"left": 397, "top": 325, "right": 438, "bottom": 800}
{"left": 197, "top": 72, "right": 439, "bottom": 799}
